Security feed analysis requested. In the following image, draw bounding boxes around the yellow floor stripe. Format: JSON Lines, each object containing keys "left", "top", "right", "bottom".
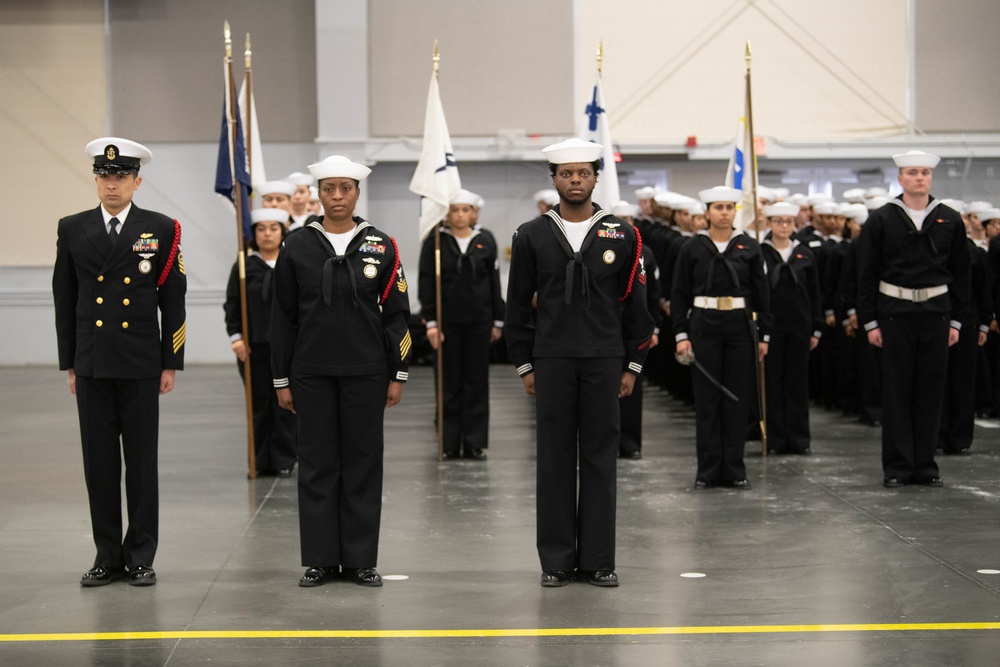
{"left": 2, "top": 623, "right": 999, "bottom": 643}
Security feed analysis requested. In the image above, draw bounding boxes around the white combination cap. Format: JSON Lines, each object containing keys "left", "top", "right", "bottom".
{"left": 450, "top": 189, "right": 481, "bottom": 206}
{"left": 892, "top": 150, "right": 940, "bottom": 169}
{"left": 250, "top": 208, "right": 290, "bottom": 224}
{"left": 285, "top": 172, "right": 314, "bottom": 186}
{"left": 764, "top": 202, "right": 799, "bottom": 218}
{"left": 842, "top": 188, "right": 866, "bottom": 204}
{"left": 699, "top": 186, "right": 743, "bottom": 204}
{"left": 86, "top": 137, "right": 152, "bottom": 174}
{"left": 542, "top": 138, "right": 603, "bottom": 164}
{"left": 307, "top": 156, "right": 371, "bottom": 182}
{"left": 979, "top": 208, "right": 1000, "bottom": 223}
{"left": 256, "top": 180, "right": 296, "bottom": 197}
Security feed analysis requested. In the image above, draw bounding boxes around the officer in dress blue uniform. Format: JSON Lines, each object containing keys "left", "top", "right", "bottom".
{"left": 53, "top": 138, "right": 186, "bottom": 587}
{"left": 857, "top": 150, "right": 970, "bottom": 488}
{"left": 506, "top": 139, "right": 654, "bottom": 588}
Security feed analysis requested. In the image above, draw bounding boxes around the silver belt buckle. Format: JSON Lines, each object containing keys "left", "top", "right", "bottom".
{"left": 717, "top": 296, "right": 734, "bottom": 311}
{"left": 913, "top": 288, "right": 927, "bottom": 302}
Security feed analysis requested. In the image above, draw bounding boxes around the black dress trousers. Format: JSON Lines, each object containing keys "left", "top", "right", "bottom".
{"left": 292, "top": 373, "right": 387, "bottom": 568}
{"left": 440, "top": 321, "right": 492, "bottom": 455}
{"left": 534, "top": 356, "right": 621, "bottom": 573}
{"left": 690, "top": 329, "right": 753, "bottom": 483}
{"left": 76, "top": 375, "right": 160, "bottom": 570}
{"left": 238, "top": 343, "right": 297, "bottom": 473}
{"left": 880, "top": 314, "right": 948, "bottom": 482}
{"left": 765, "top": 330, "right": 812, "bottom": 453}
{"left": 939, "top": 319, "right": 979, "bottom": 452}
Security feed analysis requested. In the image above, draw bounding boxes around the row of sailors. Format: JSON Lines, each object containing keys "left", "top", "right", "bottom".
{"left": 607, "top": 162, "right": 994, "bottom": 488}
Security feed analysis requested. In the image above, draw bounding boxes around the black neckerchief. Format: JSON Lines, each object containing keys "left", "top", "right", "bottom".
{"left": 544, "top": 203, "right": 610, "bottom": 307}
{"left": 307, "top": 217, "right": 373, "bottom": 307}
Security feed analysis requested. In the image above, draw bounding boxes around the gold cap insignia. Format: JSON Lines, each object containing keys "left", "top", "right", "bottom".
{"left": 105, "top": 145, "right": 117, "bottom": 161}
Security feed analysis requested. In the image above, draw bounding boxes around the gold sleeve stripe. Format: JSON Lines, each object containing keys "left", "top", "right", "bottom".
{"left": 172, "top": 321, "right": 187, "bottom": 354}
{"left": 178, "top": 254, "right": 186, "bottom": 275}
{"left": 399, "top": 330, "right": 412, "bottom": 360}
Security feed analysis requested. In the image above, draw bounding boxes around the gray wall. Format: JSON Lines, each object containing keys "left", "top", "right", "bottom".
{"left": 108, "top": 0, "right": 317, "bottom": 143}
{"left": 915, "top": 1, "right": 1000, "bottom": 133}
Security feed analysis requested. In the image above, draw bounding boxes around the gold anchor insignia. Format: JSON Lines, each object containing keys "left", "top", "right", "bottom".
{"left": 105, "top": 145, "right": 117, "bottom": 161}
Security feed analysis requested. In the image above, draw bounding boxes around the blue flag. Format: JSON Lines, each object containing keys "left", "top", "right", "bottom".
{"left": 215, "top": 88, "right": 253, "bottom": 241}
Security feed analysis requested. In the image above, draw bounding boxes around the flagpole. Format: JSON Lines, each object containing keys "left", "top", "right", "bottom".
{"left": 745, "top": 39, "right": 768, "bottom": 457}
{"left": 244, "top": 33, "right": 253, "bottom": 184}
{"left": 432, "top": 40, "right": 445, "bottom": 462}
{"left": 226, "top": 21, "right": 257, "bottom": 479}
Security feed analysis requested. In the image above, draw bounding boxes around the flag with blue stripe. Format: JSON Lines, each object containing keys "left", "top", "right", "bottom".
{"left": 215, "top": 65, "right": 253, "bottom": 241}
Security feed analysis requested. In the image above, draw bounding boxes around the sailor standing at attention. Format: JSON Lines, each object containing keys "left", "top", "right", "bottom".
{"left": 506, "top": 139, "right": 653, "bottom": 588}
{"left": 857, "top": 150, "right": 970, "bottom": 488}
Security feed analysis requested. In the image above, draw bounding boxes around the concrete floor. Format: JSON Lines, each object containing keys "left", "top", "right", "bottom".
{"left": 0, "top": 365, "right": 998, "bottom": 666}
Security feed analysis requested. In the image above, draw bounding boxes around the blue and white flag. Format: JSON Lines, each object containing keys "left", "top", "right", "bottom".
{"left": 409, "top": 74, "right": 461, "bottom": 240}
{"left": 215, "top": 63, "right": 253, "bottom": 240}
{"left": 724, "top": 115, "right": 756, "bottom": 230}
{"left": 578, "top": 75, "right": 620, "bottom": 211}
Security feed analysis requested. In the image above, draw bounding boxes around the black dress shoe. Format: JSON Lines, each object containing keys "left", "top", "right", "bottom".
{"left": 81, "top": 566, "right": 124, "bottom": 587}
{"left": 729, "top": 479, "right": 752, "bottom": 490}
{"left": 349, "top": 567, "right": 383, "bottom": 587}
{"left": 540, "top": 570, "right": 570, "bottom": 587}
{"left": 576, "top": 570, "right": 619, "bottom": 587}
{"left": 299, "top": 566, "right": 337, "bottom": 587}
{"left": 441, "top": 451, "right": 460, "bottom": 460}
{"left": 277, "top": 467, "right": 294, "bottom": 477}
{"left": 620, "top": 450, "right": 642, "bottom": 460}
{"left": 917, "top": 477, "right": 944, "bottom": 487}
{"left": 693, "top": 480, "right": 713, "bottom": 490}
{"left": 464, "top": 449, "right": 488, "bottom": 461}
{"left": 791, "top": 448, "right": 812, "bottom": 456}
{"left": 883, "top": 477, "right": 904, "bottom": 488}
{"left": 126, "top": 565, "right": 156, "bottom": 586}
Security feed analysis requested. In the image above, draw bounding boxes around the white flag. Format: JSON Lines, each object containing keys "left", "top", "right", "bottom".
{"left": 409, "top": 74, "right": 461, "bottom": 240}
{"left": 724, "top": 114, "right": 756, "bottom": 231}
{"left": 238, "top": 79, "right": 267, "bottom": 188}
{"left": 578, "top": 75, "right": 620, "bottom": 211}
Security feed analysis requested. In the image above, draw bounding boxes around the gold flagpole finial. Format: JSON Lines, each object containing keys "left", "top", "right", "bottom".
{"left": 224, "top": 20, "right": 232, "bottom": 59}
{"left": 745, "top": 39, "right": 752, "bottom": 69}
{"left": 597, "top": 40, "right": 604, "bottom": 75}
{"left": 245, "top": 33, "right": 252, "bottom": 69}
{"left": 432, "top": 39, "right": 440, "bottom": 73}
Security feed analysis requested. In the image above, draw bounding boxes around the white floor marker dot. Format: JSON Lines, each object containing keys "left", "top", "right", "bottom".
{"left": 382, "top": 575, "right": 409, "bottom": 581}
{"left": 680, "top": 572, "right": 706, "bottom": 578}
{"left": 976, "top": 569, "right": 1000, "bottom": 575}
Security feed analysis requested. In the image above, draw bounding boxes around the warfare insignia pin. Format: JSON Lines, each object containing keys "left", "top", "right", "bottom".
{"left": 363, "top": 264, "right": 378, "bottom": 279}
{"left": 602, "top": 221, "right": 620, "bottom": 229}
{"left": 362, "top": 257, "right": 380, "bottom": 265}
{"left": 365, "top": 235, "right": 383, "bottom": 242}
{"left": 603, "top": 250, "right": 616, "bottom": 264}
{"left": 139, "top": 259, "right": 152, "bottom": 274}
{"left": 140, "top": 233, "right": 154, "bottom": 239}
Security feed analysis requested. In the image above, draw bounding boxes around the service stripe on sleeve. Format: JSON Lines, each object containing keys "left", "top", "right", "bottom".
{"left": 399, "top": 330, "right": 412, "bottom": 360}
{"left": 172, "top": 321, "right": 186, "bottom": 354}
